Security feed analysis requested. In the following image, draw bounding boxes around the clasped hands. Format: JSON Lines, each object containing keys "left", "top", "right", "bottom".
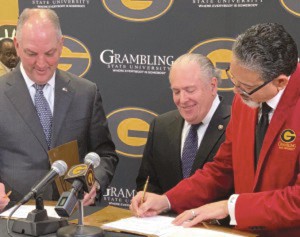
{"left": 130, "top": 191, "right": 229, "bottom": 227}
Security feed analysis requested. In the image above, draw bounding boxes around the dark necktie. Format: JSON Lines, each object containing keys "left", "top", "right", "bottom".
{"left": 181, "top": 123, "right": 201, "bottom": 178}
{"left": 255, "top": 102, "right": 272, "bottom": 165}
{"left": 34, "top": 84, "right": 53, "bottom": 149}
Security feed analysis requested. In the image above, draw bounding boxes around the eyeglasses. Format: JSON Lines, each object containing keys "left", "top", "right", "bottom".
{"left": 226, "top": 67, "right": 274, "bottom": 97}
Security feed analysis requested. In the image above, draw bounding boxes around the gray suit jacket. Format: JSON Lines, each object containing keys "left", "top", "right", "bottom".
{"left": 0, "top": 67, "right": 118, "bottom": 203}
{"left": 136, "top": 97, "right": 231, "bottom": 194}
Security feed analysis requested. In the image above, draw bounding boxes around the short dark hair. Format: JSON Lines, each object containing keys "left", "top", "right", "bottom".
{"left": 232, "top": 23, "right": 298, "bottom": 82}
{"left": 0, "top": 38, "right": 14, "bottom": 52}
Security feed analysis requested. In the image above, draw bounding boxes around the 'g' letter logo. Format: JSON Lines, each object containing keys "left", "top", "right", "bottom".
{"left": 280, "top": 0, "right": 300, "bottom": 17}
{"left": 107, "top": 107, "right": 157, "bottom": 158}
{"left": 69, "top": 164, "right": 88, "bottom": 177}
{"left": 102, "top": 0, "right": 174, "bottom": 22}
{"left": 280, "top": 129, "right": 296, "bottom": 143}
{"left": 189, "top": 38, "right": 235, "bottom": 92}
{"left": 59, "top": 35, "right": 91, "bottom": 77}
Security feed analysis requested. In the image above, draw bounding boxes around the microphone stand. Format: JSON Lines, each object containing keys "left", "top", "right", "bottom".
{"left": 56, "top": 189, "right": 104, "bottom": 237}
{"left": 12, "top": 195, "right": 68, "bottom": 236}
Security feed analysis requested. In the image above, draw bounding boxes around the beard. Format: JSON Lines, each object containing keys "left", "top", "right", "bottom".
{"left": 241, "top": 96, "right": 260, "bottom": 108}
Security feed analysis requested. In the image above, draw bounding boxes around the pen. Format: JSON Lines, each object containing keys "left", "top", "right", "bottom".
{"left": 2, "top": 190, "right": 12, "bottom": 199}
{"left": 201, "top": 221, "right": 209, "bottom": 229}
{"left": 140, "top": 176, "right": 149, "bottom": 205}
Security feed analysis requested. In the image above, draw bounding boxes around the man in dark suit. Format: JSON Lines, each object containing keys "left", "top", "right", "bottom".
{"left": 136, "top": 53, "right": 231, "bottom": 194}
{"left": 131, "top": 23, "right": 300, "bottom": 237}
{"left": 0, "top": 8, "right": 118, "bottom": 208}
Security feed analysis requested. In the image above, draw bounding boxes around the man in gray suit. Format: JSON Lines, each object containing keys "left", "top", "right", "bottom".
{"left": 0, "top": 8, "right": 118, "bottom": 208}
{"left": 136, "top": 53, "right": 231, "bottom": 194}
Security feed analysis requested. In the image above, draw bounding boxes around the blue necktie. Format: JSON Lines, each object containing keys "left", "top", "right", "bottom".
{"left": 182, "top": 124, "right": 201, "bottom": 178}
{"left": 255, "top": 102, "right": 272, "bottom": 166}
{"left": 34, "top": 84, "right": 53, "bottom": 149}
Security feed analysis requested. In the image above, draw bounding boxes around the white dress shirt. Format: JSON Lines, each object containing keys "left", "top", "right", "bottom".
{"left": 20, "top": 63, "right": 55, "bottom": 115}
{"left": 181, "top": 95, "right": 221, "bottom": 156}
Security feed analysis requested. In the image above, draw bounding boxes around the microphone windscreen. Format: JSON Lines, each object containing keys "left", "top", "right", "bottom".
{"left": 52, "top": 160, "right": 68, "bottom": 176}
{"left": 84, "top": 152, "right": 100, "bottom": 168}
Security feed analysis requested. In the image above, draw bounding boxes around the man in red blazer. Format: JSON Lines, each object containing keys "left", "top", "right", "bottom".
{"left": 130, "top": 23, "right": 300, "bottom": 237}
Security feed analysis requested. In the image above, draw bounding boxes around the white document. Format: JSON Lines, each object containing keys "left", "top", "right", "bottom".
{"left": 103, "top": 216, "right": 179, "bottom": 236}
{"left": 102, "top": 216, "right": 245, "bottom": 237}
{"left": 0, "top": 205, "right": 61, "bottom": 219}
{"left": 164, "top": 228, "right": 245, "bottom": 237}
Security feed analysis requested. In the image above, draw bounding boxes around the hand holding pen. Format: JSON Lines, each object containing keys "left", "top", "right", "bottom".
{"left": 140, "top": 176, "right": 149, "bottom": 205}
{"left": 130, "top": 177, "right": 170, "bottom": 218}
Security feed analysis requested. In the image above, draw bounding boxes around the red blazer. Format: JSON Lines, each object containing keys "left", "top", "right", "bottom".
{"left": 166, "top": 64, "right": 300, "bottom": 237}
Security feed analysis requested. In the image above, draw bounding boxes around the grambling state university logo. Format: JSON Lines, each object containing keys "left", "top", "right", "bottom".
{"left": 189, "top": 38, "right": 235, "bottom": 92}
{"left": 102, "top": 0, "right": 174, "bottom": 22}
{"left": 107, "top": 107, "right": 157, "bottom": 158}
{"left": 278, "top": 129, "right": 297, "bottom": 151}
{"left": 280, "top": 0, "right": 300, "bottom": 17}
{"left": 58, "top": 35, "right": 91, "bottom": 77}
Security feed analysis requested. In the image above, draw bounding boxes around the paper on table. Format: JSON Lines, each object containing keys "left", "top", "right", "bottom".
{"left": 102, "top": 216, "right": 180, "bottom": 237}
{"left": 0, "top": 205, "right": 61, "bottom": 219}
{"left": 164, "top": 228, "right": 245, "bottom": 237}
{"left": 102, "top": 216, "right": 246, "bottom": 237}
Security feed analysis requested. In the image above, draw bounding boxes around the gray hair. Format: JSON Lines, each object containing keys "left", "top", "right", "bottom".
{"left": 16, "top": 8, "right": 62, "bottom": 41}
{"left": 170, "top": 53, "right": 221, "bottom": 85}
{"left": 232, "top": 23, "right": 298, "bottom": 82}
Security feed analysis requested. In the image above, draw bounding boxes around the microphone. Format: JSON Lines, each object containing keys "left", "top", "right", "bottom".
{"left": 55, "top": 153, "right": 100, "bottom": 217}
{"left": 19, "top": 160, "right": 68, "bottom": 205}
{"left": 84, "top": 152, "right": 100, "bottom": 168}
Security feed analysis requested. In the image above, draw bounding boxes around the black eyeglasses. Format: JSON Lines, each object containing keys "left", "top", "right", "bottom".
{"left": 226, "top": 67, "right": 274, "bottom": 97}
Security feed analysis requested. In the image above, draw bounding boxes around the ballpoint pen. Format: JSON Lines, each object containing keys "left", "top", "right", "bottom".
{"left": 140, "top": 176, "right": 149, "bottom": 205}
{"left": 3, "top": 190, "right": 12, "bottom": 199}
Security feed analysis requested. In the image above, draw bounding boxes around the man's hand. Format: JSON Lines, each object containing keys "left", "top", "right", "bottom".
{"left": 82, "top": 184, "right": 97, "bottom": 206}
{"left": 173, "top": 200, "right": 229, "bottom": 227}
{"left": 0, "top": 183, "right": 9, "bottom": 211}
{"left": 129, "top": 191, "right": 169, "bottom": 217}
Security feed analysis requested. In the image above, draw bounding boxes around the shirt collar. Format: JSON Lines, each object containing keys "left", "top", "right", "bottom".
{"left": 20, "top": 62, "right": 56, "bottom": 89}
{"left": 265, "top": 76, "right": 289, "bottom": 110}
{"left": 201, "top": 95, "right": 220, "bottom": 125}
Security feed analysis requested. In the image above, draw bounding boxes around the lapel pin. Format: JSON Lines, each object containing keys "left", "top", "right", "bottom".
{"left": 62, "top": 87, "right": 68, "bottom": 92}
{"left": 218, "top": 124, "right": 224, "bottom": 130}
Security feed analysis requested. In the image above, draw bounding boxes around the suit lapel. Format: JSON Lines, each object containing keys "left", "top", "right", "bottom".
{"left": 192, "top": 98, "right": 230, "bottom": 173}
{"left": 4, "top": 69, "right": 49, "bottom": 151}
{"left": 166, "top": 112, "right": 184, "bottom": 180}
{"left": 254, "top": 65, "right": 300, "bottom": 186}
{"left": 51, "top": 70, "right": 74, "bottom": 148}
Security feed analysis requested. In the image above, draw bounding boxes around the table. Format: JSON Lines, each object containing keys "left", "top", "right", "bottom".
{"left": 0, "top": 204, "right": 256, "bottom": 237}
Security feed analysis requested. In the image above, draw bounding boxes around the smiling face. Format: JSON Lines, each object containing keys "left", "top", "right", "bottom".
{"left": 14, "top": 16, "right": 63, "bottom": 85}
{"left": 170, "top": 62, "right": 217, "bottom": 124}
